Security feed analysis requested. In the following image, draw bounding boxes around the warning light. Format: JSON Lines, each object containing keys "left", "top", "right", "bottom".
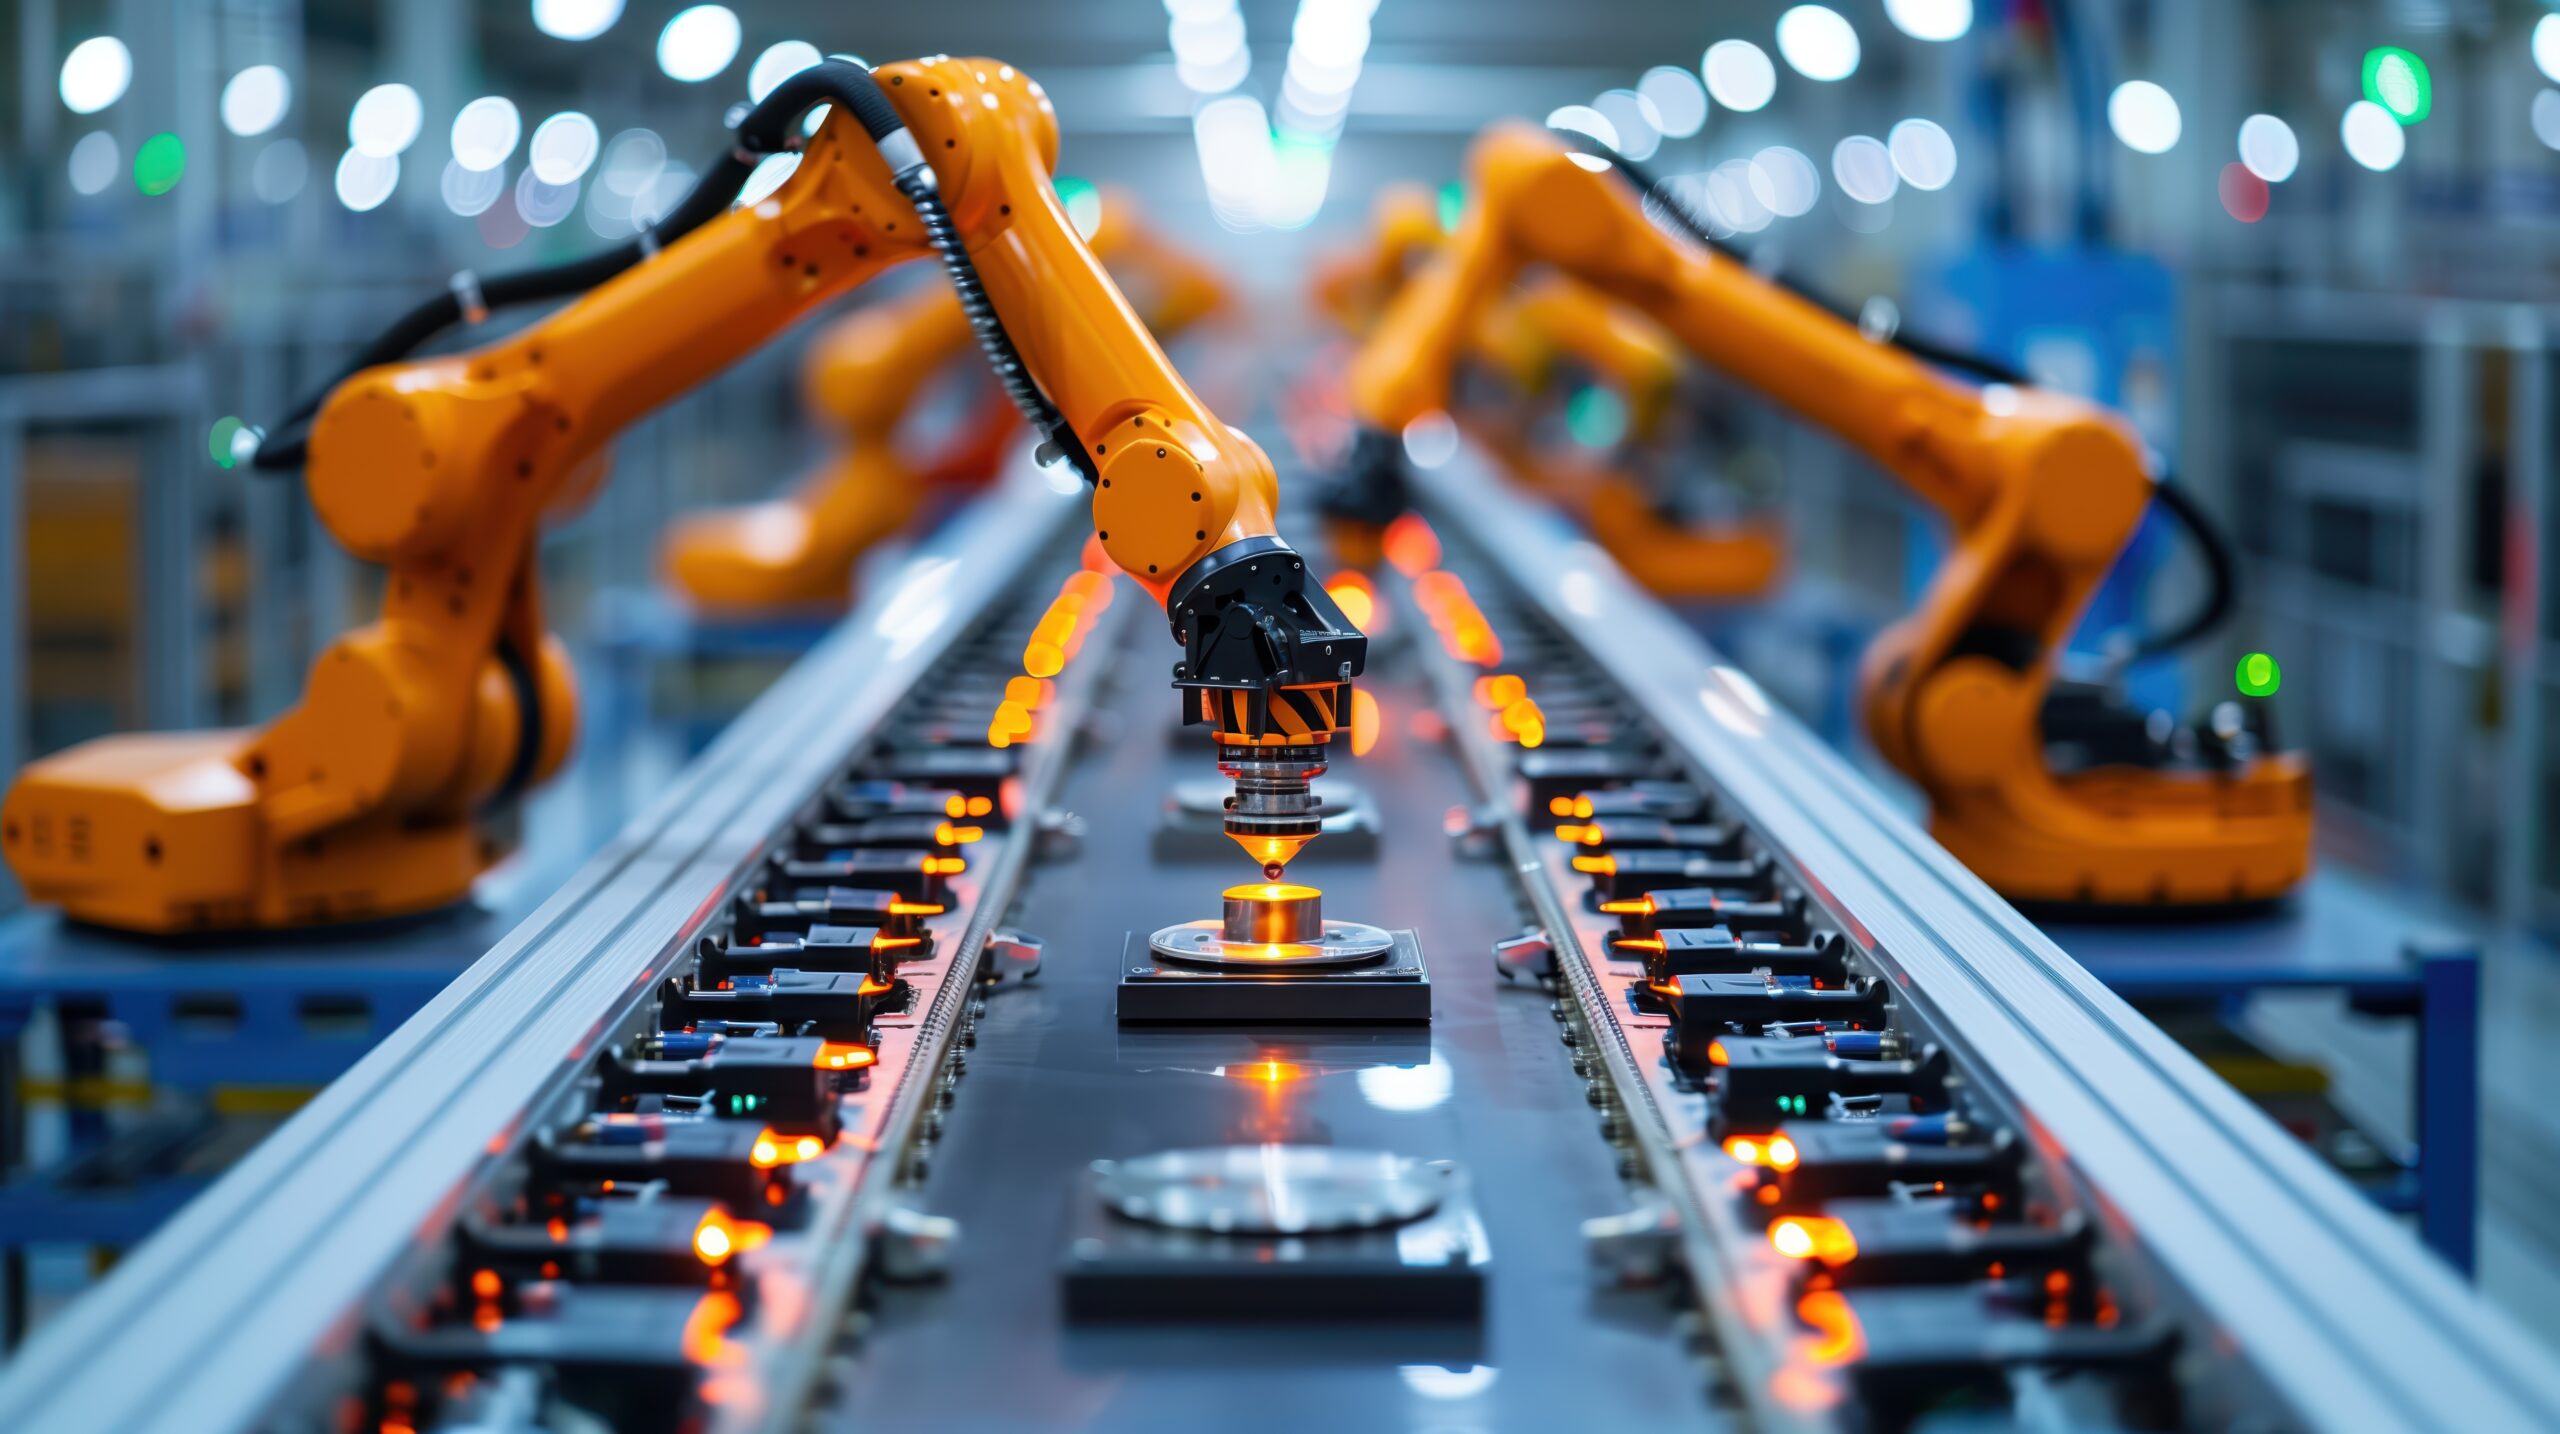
{"left": 470, "top": 1268, "right": 502, "bottom": 1299}
{"left": 749, "top": 1128, "right": 829, "bottom": 1168}
{"left": 934, "top": 822, "right": 984, "bottom": 846}
{"left": 1770, "top": 1216, "right": 1857, "bottom": 1265}
{"left": 925, "top": 856, "right": 967, "bottom": 875}
{"left": 1796, "top": 1290, "right": 1865, "bottom": 1365}
{"left": 1706, "top": 1039, "right": 1730, "bottom": 1067}
{"left": 1572, "top": 854, "right": 1616, "bottom": 875}
{"left": 1553, "top": 824, "right": 1603, "bottom": 845}
{"left": 812, "top": 1041, "right": 877, "bottom": 1071}
{"left": 2235, "top": 651, "right": 2281, "bottom": 697}
{"left": 1473, "top": 673, "right": 1527, "bottom": 708}
{"left": 1726, "top": 1134, "right": 1800, "bottom": 1171}
{"left": 691, "top": 1209, "right": 770, "bottom": 1267}
{"left": 890, "top": 901, "right": 945, "bottom": 917}
{"left": 1599, "top": 897, "right": 1656, "bottom": 915}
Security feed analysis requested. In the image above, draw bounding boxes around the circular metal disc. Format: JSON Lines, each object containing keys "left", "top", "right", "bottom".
{"left": 1093, "top": 1144, "right": 1444, "bottom": 1234}
{"left": 1148, "top": 918, "right": 1394, "bottom": 968}
{"left": 1169, "top": 778, "right": 1356, "bottom": 820}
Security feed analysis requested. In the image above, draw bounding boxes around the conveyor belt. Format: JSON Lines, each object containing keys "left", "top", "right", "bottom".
{"left": 2, "top": 452, "right": 2553, "bottom": 1433}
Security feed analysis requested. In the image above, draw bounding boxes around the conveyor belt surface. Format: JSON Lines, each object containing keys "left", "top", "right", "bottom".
{"left": 2, "top": 454, "right": 2553, "bottom": 1434}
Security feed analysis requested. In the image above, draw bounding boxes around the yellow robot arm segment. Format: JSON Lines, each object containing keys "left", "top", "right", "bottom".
{"left": 667, "top": 190, "right": 1235, "bottom": 612}
{"left": 1347, "top": 122, "right": 2306, "bottom": 906}
{"left": 3, "top": 56, "right": 1355, "bottom": 931}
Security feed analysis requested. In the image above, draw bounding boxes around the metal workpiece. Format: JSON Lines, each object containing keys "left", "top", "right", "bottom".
{"left": 1405, "top": 451, "right": 2560, "bottom": 1432}
{"left": 0, "top": 469, "right": 1093, "bottom": 1434}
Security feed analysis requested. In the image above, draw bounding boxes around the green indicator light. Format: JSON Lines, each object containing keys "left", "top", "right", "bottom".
{"left": 2362, "top": 47, "right": 2431, "bottom": 124}
{"left": 1436, "top": 181, "right": 1464, "bottom": 233}
{"left": 2236, "top": 651, "right": 2281, "bottom": 697}
{"left": 134, "top": 132, "right": 186, "bottom": 196}
{"left": 207, "top": 416, "right": 244, "bottom": 469}
{"left": 1564, "top": 385, "right": 1628, "bottom": 449}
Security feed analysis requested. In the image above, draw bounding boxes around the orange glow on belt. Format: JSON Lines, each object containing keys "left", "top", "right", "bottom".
{"left": 1599, "top": 896, "right": 1655, "bottom": 915}
{"left": 1382, "top": 513, "right": 1442, "bottom": 576}
{"left": 682, "top": 1291, "right": 744, "bottom": 1366}
{"left": 813, "top": 1041, "right": 878, "bottom": 1071}
{"left": 470, "top": 1268, "right": 501, "bottom": 1299}
{"left": 890, "top": 900, "right": 945, "bottom": 917}
{"left": 1706, "top": 1039, "right": 1729, "bottom": 1066}
{"left": 1796, "top": 1291, "right": 1865, "bottom": 1365}
{"left": 924, "top": 855, "right": 967, "bottom": 875}
{"left": 1572, "top": 854, "right": 1616, "bottom": 875}
{"left": 1553, "top": 824, "right": 1603, "bottom": 845}
{"left": 1770, "top": 1216, "right": 1857, "bottom": 1265}
{"left": 870, "top": 935, "right": 922, "bottom": 952}
{"left": 933, "top": 822, "right": 984, "bottom": 846}
{"left": 692, "top": 1209, "right": 772, "bottom": 1267}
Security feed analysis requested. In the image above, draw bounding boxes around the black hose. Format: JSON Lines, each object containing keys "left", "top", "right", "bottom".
{"left": 252, "top": 58, "right": 1091, "bottom": 488}
{"left": 2129, "top": 476, "right": 2236, "bottom": 659}
{"left": 1552, "top": 122, "right": 2235, "bottom": 654}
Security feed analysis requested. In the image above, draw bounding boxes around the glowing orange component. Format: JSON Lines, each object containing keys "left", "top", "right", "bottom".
{"left": 1553, "top": 824, "right": 1602, "bottom": 845}
{"left": 1382, "top": 513, "right": 1442, "bottom": 575}
{"left": 1572, "top": 854, "right": 1616, "bottom": 875}
{"left": 692, "top": 1209, "right": 772, "bottom": 1267}
{"left": 890, "top": 900, "right": 945, "bottom": 917}
{"left": 749, "top": 1127, "right": 829, "bottom": 1168}
{"left": 813, "top": 1041, "right": 878, "bottom": 1071}
{"left": 934, "top": 822, "right": 984, "bottom": 846}
{"left": 1473, "top": 674, "right": 1526, "bottom": 708}
{"left": 925, "top": 855, "right": 967, "bottom": 875}
{"left": 856, "top": 975, "right": 898, "bottom": 996}
{"left": 1599, "top": 897, "right": 1655, "bottom": 915}
{"left": 944, "top": 793, "right": 970, "bottom": 819}
{"left": 1230, "top": 831, "right": 1312, "bottom": 874}
{"left": 1223, "top": 882, "right": 1324, "bottom": 902}
{"left": 1618, "top": 937, "right": 1665, "bottom": 951}
{"left": 871, "top": 935, "right": 922, "bottom": 951}
{"left": 470, "top": 1268, "right": 501, "bottom": 1299}
{"left": 1324, "top": 572, "right": 1378, "bottom": 634}
{"left": 682, "top": 1291, "right": 744, "bottom": 1367}
{"left": 1706, "top": 1039, "right": 1730, "bottom": 1066}
{"left": 1548, "top": 796, "right": 1578, "bottom": 817}
{"left": 1349, "top": 687, "right": 1381, "bottom": 757}
{"left": 1770, "top": 1217, "right": 1858, "bottom": 1265}
{"left": 1004, "top": 675, "right": 1044, "bottom": 709}
{"left": 1022, "top": 642, "right": 1065, "bottom": 679}
{"left": 1796, "top": 1291, "right": 1865, "bottom": 1365}
{"left": 1725, "top": 1134, "right": 1800, "bottom": 1171}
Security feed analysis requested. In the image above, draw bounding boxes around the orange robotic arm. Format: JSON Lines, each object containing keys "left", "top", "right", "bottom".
{"left": 3, "top": 58, "right": 1357, "bottom": 931}
{"left": 663, "top": 190, "right": 1234, "bottom": 612}
{"left": 1344, "top": 123, "right": 2306, "bottom": 907}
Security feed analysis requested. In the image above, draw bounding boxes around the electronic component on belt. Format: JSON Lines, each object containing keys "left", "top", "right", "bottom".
{"left": 1576, "top": 848, "right": 1773, "bottom": 904}
{"left": 1516, "top": 749, "right": 1671, "bottom": 812}
{"left": 796, "top": 812, "right": 983, "bottom": 854}
{"left": 696, "top": 926, "right": 921, "bottom": 987}
{"left": 1814, "top": 1283, "right": 2173, "bottom": 1414}
{"left": 873, "top": 747, "right": 1014, "bottom": 803}
{"left": 762, "top": 849, "right": 957, "bottom": 906}
{"left": 1543, "top": 782, "right": 1712, "bottom": 824}
{"left": 531, "top": 1119, "right": 808, "bottom": 1217}
{"left": 1728, "top": 1120, "right": 2020, "bottom": 1209}
{"left": 827, "top": 779, "right": 996, "bottom": 823}
{"left": 1705, "top": 1034, "right": 1947, "bottom": 1126}
{"left": 458, "top": 1195, "right": 768, "bottom": 1287}
{"left": 601, "top": 1033, "right": 861, "bottom": 1130}
{"left": 1602, "top": 886, "right": 1804, "bottom": 939}
{"left": 730, "top": 887, "right": 940, "bottom": 943}
{"left": 1661, "top": 973, "right": 1887, "bottom": 1069}
{"left": 1612, "top": 926, "right": 1842, "bottom": 985}
{"left": 1768, "top": 1199, "right": 2091, "bottom": 1289}
{"left": 658, "top": 969, "right": 897, "bottom": 1041}
{"left": 1550, "top": 816, "right": 1743, "bottom": 857}
{"left": 370, "top": 1284, "right": 742, "bottom": 1421}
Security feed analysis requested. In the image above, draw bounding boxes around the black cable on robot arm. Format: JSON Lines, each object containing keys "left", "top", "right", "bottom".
{"left": 252, "top": 59, "right": 1093, "bottom": 489}
{"left": 2127, "top": 472, "right": 2237, "bottom": 660}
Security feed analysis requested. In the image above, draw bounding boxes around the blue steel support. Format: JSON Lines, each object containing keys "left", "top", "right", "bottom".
{"left": 2413, "top": 937, "right": 2480, "bottom": 1275}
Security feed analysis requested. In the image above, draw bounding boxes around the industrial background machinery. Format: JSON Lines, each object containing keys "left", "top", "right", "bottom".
{"left": 3, "top": 2, "right": 2560, "bottom": 1429}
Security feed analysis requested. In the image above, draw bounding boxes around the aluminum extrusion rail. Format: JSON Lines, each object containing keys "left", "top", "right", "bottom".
{"left": 1406, "top": 451, "right": 2560, "bottom": 1432}
{"left": 0, "top": 469, "right": 1091, "bottom": 1434}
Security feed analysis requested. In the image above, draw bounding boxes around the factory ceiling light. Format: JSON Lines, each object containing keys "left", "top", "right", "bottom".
{"left": 1702, "top": 40, "right": 1775, "bottom": 113}
{"left": 1775, "top": 5, "right": 1860, "bottom": 83}
{"left": 221, "top": 65, "right": 292, "bottom": 138}
{"left": 2340, "top": 99, "right": 2405, "bottom": 171}
{"left": 2107, "top": 80, "right": 2181, "bottom": 154}
{"left": 533, "top": 0, "right": 624, "bottom": 42}
{"left": 657, "top": 5, "right": 742, "bottom": 83}
{"left": 349, "top": 83, "right": 424, "bottom": 158}
{"left": 59, "top": 36, "right": 132, "bottom": 116}
{"left": 1638, "top": 65, "right": 1707, "bottom": 138}
{"left": 451, "top": 97, "right": 523, "bottom": 173}
{"left": 1884, "top": 0, "right": 1973, "bottom": 42}
{"left": 2237, "top": 114, "right": 2298, "bottom": 183}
